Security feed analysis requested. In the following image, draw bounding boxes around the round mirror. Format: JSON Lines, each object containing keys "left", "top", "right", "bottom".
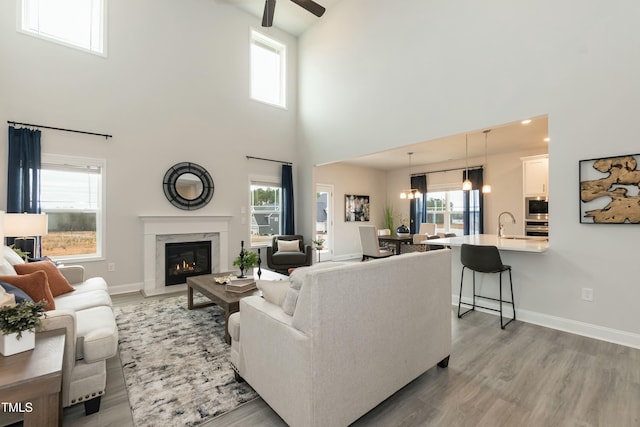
{"left": 163, "top": 162, "right": 214, "bottom": 210}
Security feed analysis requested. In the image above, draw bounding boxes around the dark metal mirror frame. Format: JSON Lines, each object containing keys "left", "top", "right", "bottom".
{"left": 163, "top": 162, "right": 214, "bottom": 210}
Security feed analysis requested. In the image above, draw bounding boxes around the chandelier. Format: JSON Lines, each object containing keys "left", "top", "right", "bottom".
{"left": 400, "top": 152, "right": 422, "bottom": 200}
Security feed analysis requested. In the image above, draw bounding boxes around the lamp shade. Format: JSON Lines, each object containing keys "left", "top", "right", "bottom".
{"left": 4, "top": 213, "right": 48, "bottom": 237}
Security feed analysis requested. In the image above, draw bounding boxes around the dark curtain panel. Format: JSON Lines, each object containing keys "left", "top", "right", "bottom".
{"left": 463, "top": 168, "right": 484, "bottom": 235}
{"left": 7, "top": 127, "right": 41, "bottom": 214}
{"left": 281, "top": 164, "right": 295, "bottom": 235}
{"left": 409, "top": 174, "right": 427, "bottom": 234}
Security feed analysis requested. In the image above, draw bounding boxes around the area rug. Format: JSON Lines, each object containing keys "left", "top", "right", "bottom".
{"left": 115, "top": 295, "right": 258, "bottom": 427}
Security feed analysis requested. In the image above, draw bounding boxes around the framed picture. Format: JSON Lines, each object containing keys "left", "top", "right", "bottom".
{"left": 345, "top": 194, "right": 370, "bottom": 222}
{"left": 579, "top": 153, "right": 640, "bottom": 223}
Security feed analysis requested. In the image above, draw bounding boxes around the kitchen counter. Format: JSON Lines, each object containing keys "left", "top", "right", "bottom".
{"left": 422, "top": 234, "right": 548, "bottom": 253}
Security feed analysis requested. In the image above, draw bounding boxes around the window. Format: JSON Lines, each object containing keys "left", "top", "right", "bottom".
{"left": 40, "top": 154, "right": 105, "bottom": 260}
{"left": 250, "top": 179, "right": 281, "bottom": 247}
{"left": 19, "top": 0, "right": 107, "bottom": 56}
{"left": 426, "top": 190, "right": 464, "bottom": 234}
{"left": 250, "top": 29, "right": 286, "bottom": 108}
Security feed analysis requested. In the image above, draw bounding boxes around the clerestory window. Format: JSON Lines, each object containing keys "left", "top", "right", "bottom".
{"left": 250, "top": 29, "right": 286, "bottom": 108}
{"left": 18, "top": 0, "right": 107, "bottom": 56}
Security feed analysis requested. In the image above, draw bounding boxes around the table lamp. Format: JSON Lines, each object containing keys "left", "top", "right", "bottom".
{"left": 4, "top": 213, "right": 48, "bottom": 258}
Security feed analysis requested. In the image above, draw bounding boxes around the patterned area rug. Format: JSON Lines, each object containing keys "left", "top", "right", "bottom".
{"left": 115, "top": 295, "right": 257, "bottom": 426}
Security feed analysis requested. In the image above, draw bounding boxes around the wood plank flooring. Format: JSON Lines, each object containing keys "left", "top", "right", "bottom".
{"left": 61, "top": 292, "right": 640, "bottom": 427}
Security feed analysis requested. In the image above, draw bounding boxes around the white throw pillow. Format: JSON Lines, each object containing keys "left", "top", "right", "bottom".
{"left": 2, "top": 246, "right": 25, "bottom": 266}
{"left": 0, "top": 285, "right": 15, "bottom": 307}
{"left": 256, "top": 280, "right": 289, "bottom": 306}
{"left": 277, "top": 240, "right": 301, "bottom": 252}
{"left": 0, "top": 257, "right": 17, "bottom": 276}
{"left": 281, "top": 288, "right": 299, "bottom": 316}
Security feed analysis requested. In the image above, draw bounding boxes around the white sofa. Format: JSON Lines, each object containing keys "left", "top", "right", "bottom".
{"left": 0, "top": 246, "right": 118, "bottom": 417}
{"left": 229, "top": 250, "right": 452, "bottom": 427}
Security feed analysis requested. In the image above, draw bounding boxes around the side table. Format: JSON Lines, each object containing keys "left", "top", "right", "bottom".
{"left": 0, "top": 329, "right": 66, "bottom": 427}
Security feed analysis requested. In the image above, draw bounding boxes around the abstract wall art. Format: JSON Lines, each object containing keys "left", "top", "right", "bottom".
{"left": 579, "top": 154, "right": 640, "bottom": 224}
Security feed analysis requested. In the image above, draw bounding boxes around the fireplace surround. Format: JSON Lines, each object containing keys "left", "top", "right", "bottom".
{"left": 140, "top": 215, "right": 231, "bottom": 296}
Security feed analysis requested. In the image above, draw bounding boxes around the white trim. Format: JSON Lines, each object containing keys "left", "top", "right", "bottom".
{"left": 452, "top": 294, "right": 640, "bottom": 350}
{"left": 107, "top": 281, "right": 144, "bottom": 296}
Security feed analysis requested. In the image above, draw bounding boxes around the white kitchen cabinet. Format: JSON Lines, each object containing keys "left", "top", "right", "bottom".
{"left": 522, "top": 155, "right": 548, "bottom": 196}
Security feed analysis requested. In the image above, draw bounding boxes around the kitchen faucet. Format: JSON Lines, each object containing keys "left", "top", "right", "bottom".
{"left": 497, "top": 211, "right": 516, "bottom": 237}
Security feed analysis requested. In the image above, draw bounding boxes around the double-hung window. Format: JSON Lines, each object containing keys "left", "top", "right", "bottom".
{"left": 249, "top": 178, "right": 282, "bottom": 247}
{"left": 18, "top": 0, "right": 107, "bottom": 56}
{"left": 40, "top": 154, "right": 106, "bottom": 260}
{"left": 250, "top": 29, "right": 286, "bottom": 108}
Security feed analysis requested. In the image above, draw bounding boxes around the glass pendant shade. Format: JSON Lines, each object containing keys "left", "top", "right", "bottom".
{"left": 482, "top": 184, "right": 492, "bottom": 193}
{"left": 482, "top": 129, "right": 491, "bottom": 194}
{"left": 462, "top": 179, "right": 472, "bottom": 191}
{"left": 400, "top": 192, "right": 407, "bottom": 199}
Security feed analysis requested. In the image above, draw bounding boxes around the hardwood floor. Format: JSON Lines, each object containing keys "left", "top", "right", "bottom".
{"left": 62, "top": 292, "right": 640, "bottom": 427}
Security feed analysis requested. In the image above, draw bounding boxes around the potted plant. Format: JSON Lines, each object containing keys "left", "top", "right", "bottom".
{"left": 233, "top": 250, "right": 260, "bottom": 278}
{"left": 383, "top": 203, "right": 395, "bottom": 232}
{"left": 312, "top": 238, "right": 325, "bottom": 250}
{"left": 0, "top": 300, "right": 47, "bottom": 356}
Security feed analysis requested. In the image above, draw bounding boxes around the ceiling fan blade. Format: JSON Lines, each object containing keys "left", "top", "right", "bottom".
{"left": 290, "top": 0, "right": 326, "bottom": 17}
{"left": 262, "top": 0, "right": 276, "bottom": 27}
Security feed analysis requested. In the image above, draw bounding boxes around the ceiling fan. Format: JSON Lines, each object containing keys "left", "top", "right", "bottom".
{"left": 262, "top": 0, "right": 326, "bottom": 27}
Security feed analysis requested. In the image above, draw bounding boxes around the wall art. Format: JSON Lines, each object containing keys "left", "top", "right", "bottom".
{"left": 345, "top": 194, "right": 370, "bottom": 222}
{"left": 579, "top": 154, "right": 640, "bottom": 223}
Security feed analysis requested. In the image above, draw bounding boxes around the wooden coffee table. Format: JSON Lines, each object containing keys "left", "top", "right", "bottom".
{"left": 187, "top": 269, "right": 288, "bottom": 344}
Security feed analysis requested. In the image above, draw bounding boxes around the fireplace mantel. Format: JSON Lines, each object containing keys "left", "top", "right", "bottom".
{"left": 139, "top": 215, "right": 231, "bottom": 296}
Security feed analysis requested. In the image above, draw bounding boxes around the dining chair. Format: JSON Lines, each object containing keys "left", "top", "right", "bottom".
{"left": 359, "top": 226, "right": 393, "bottom": 261}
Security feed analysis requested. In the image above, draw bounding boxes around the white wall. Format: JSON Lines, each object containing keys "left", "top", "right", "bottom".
{"left": 298, "top": 0, "right": 640, "bottom": 344}
{"left": 0, "top": 0, "right": 299, "bottom": 291}
{"left": 315, "top": 163, "right": 387, "bottom": 258}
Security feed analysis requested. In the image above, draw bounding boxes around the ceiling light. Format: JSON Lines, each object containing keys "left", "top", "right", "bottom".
{"left": 521, "top": 119, "right": 532, "bottom": 125}
{"left": 544, "top": 137, "right": 550, "bottom": 142}
{"left": 400, "top": 152, "right": 422, "bottom": 200}
{"left": 462, "top": 135, "right": 472, "bottom": 191}
{"left": 482, "top": 130, "right": 492, "bottom": 194}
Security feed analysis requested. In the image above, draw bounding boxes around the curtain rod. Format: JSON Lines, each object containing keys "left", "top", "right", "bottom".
{"left": 411, "top": 164, "right": 483, "bottom": 177}
{"left": 8, "top": 121, "right": 112, "bottom": 139}
{"left": 246, "top": 155, "right": 292, "bottom": 166}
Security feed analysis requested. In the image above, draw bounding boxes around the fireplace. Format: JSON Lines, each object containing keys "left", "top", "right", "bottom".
{"left": 165, "top": 241, "right": 212, "bottom": 286}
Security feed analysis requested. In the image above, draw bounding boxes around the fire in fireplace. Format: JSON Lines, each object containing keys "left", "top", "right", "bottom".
{"left": 165, "top": 241, "right": 212, "bottom": 286}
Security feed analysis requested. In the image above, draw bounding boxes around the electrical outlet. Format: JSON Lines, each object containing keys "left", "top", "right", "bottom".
{"left": 107, "top": 262, "right": 116, "bottom": 272}
{"left": 581, "top": 287, "right": 593, "bottom": 302}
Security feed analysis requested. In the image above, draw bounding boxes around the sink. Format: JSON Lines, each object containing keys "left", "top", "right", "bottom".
{"left": 501, "top": 235, "right": 548, "bottom": 241}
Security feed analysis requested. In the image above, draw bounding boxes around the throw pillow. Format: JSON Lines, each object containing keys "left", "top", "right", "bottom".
{"left": 277, "top": 239, "right": 301, "bottom": 252}
{"left": 256, "top": 280, "right": 289, "bottom": 306}
{"left": 0, "top": 257, "right": 16, "bottom": 276}
{"left": 2, "top": 246, "right": 26, "bottom": 266}
{"left": 281, "top": 288, "right": 299, "bottom": 316}
{"left": 0, "top": 271, "right": 55, "bottom": 310}
{"left": 14, "top": 260, "right": 75, "bottom": 297}
{"left": 0, "top": 282, "right": 34, "bottom": 304}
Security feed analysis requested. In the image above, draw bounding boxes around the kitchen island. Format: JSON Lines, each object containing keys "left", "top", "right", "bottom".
{"left": 423, "top": 234, "right": 549, "bottom": 321}
{"left": 422, "top": 234, "right": 548, "bottom": 253}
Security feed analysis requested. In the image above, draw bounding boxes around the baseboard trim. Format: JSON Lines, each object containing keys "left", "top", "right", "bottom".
{"left": 452, "top": 295, "right": 640, "bottom": 350}
{"left": 332, "top": 252, "right": 362, "bottom": 262}
{"left": 109, "top": 281, "right": 143, "bottom": 296}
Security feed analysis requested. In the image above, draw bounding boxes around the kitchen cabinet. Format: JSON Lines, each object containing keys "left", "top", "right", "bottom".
{"left": 522, "top": 155, "right": 548, "bottom": 196}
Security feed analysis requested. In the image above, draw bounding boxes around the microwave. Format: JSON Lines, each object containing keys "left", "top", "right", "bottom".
{"left": 525, "top": 196, "right": 549, "bottom": 220}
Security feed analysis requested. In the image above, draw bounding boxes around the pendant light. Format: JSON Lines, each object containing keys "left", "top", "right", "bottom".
{"left": 482, "top": 129, "right": 492, "bottom": 193}
{"left": 400, "top": 152, "right": 422, "bottom": 200}
{"left": 462, "top": 135, "right": 472, "bottom": 191}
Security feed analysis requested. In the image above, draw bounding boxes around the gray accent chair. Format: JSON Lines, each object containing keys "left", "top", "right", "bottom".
{"left": 266, "top": 235, "right": 312, "bottom": 274}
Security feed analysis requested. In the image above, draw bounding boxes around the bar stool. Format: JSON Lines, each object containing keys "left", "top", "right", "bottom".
{"left": 458, "top": 243, "right": 515, "bottom": 329}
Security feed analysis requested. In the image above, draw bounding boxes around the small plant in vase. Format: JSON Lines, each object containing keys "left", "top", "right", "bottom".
{"left": 312, "top": 238, "right": 325, "bottom": 250}
{"left": 0, "top": 300, "right": 47, "bottom": 356}
{"left": 232, "top": 241, "right": 260, "bottom": 278}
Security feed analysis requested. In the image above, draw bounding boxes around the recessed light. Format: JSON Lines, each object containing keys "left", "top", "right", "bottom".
{"left": 544, "top": 137, "right": 550, "bottom": 142}
{"left": 521, "top": 119, "right": 532, "bottom": 125}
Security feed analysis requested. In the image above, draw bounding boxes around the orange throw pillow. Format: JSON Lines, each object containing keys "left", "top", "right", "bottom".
{"left": 0, "top": 271, "right": 55, "bottom": 310}
{"left": 14, "top": 261, "right": 75, "bottom": 297}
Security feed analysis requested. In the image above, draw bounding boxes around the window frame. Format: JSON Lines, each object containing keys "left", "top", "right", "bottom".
{"left": 249, "top": 175, "right": 282, "bottom": 248}
{"left": 40, "top": 153, "right": 107, "bottom": 262}
{"left": 425, "top": 184, "right": 464, "bottom": 234}
{"left": 249, "top": 28, "right": 287, "bottom": 109}
{"left": 17, "top": 0, "right": 108, "bottom": 57}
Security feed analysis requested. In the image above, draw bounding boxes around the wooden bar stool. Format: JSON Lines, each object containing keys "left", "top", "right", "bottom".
{"left": 458, "top": 243, "right": 516, "bottom": 329}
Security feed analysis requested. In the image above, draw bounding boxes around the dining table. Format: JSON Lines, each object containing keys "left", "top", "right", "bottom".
{"left": 377, "top": 234, "right": 413, "bottom": 254}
